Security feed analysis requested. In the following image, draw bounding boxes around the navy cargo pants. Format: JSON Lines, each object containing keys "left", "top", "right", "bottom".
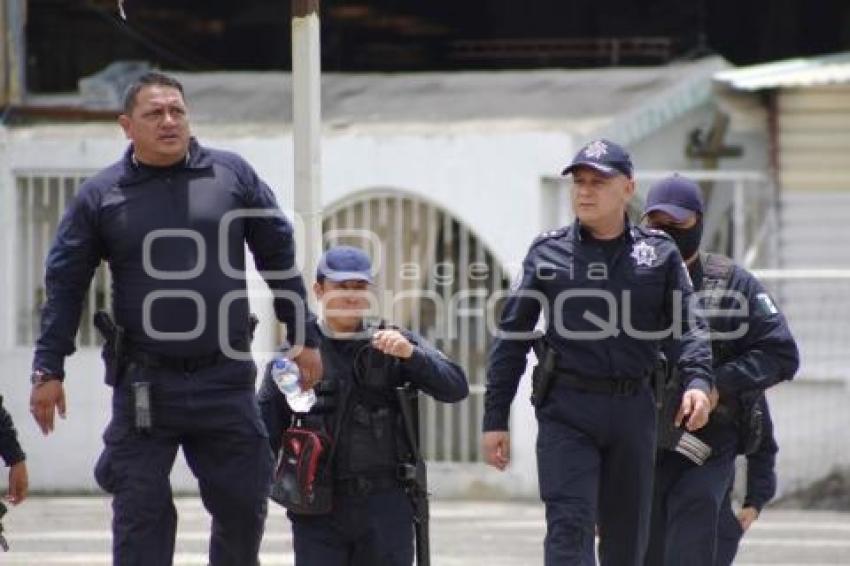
{"left": 287, "top": 486, "right": 414, "bottom": 566}
{"left": 536, "top": 379, "right": 657, "bottom": 566}
{"left": 645, "top": 430, "right": 737, "bottom": 566}
{"left": 714, "top": 488, "right": 744, "bottom": 566}
{"left": 94, "top": 358, "right": 274, "bottom": 566}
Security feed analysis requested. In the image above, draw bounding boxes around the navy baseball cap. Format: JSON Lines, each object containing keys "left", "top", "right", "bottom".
{"left": 561, "top": 139, "right": 634, "bottom": 178}
{"left": 316, "top": 245, "right": 374, "bottom": 283}
{"left": 644, "top": 174, "right": 704, "bottom": 222}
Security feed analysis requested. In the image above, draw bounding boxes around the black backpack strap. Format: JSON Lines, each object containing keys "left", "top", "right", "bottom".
{"left": 699, "top": 253, "right": 737, "bottom": 364}
{"left": 700, "top": 253, "right": 735, "bottom": 299}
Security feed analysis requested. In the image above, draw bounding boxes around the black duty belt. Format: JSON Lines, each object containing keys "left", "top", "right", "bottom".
{"left": 127, "top": 344, "right": 245, "bottom": 374}
{"left": 556, "top": 373, "right": 648, "bottom": 396}
{"left": 335, "top": 471, "right": 401, "bottom": 497}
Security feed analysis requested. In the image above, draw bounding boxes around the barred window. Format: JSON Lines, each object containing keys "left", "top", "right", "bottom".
{"left": 15, "top": 172, "right": 110, "bottom": 347}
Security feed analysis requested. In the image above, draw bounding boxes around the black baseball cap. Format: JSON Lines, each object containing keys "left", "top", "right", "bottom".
{"left": 644, "top": 174, "right": 704, "bottom": 222}
{"left": 316, "top": 245, "right": 374, "bottom": 283}
{"left": 561, "top": 139, "right": 634, "bottom": 178}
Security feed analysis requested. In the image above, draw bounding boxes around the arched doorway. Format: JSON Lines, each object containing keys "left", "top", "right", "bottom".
{"left": 323, "top": 189, "right": 511, "bottom": 463}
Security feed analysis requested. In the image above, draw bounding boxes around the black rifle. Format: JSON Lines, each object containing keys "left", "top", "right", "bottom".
{"left": 396, "top": 385, "right": 429, "bottom": 566}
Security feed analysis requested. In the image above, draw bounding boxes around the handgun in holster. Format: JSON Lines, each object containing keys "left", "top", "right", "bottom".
{"left": 94, "top": 311, "right": 153, "bottom": 433}
{"left": 655, "top": 358, "right": 712, "bottom": 466}
{"left": 93, "top": 311, "right": 126, "bottom": 387}
{"left": 530, "top": 338, "right": 557, "bottom": 409}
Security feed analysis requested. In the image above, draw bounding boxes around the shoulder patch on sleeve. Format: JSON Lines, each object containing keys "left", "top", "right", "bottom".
{"left": 755, "top": 292, "right": 779, "bottom": 316}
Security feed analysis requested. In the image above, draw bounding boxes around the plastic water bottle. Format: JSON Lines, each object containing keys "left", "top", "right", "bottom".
{"left": 271, "top": 357, "right": 316, "bottom": 413}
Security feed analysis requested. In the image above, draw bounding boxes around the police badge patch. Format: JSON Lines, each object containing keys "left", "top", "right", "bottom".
{"left": 584, "top": 140, "right": 608, "bottom": 159}
{"left": 630, "top": 241, "right": 658, "bottom": 267}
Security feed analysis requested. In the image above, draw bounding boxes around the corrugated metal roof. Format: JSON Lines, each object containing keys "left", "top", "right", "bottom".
{"left": 715, "top": 51, "right": 850, "bottom": 91}
{"left": 22, "top": 57, "right": 724, "bottom": 135}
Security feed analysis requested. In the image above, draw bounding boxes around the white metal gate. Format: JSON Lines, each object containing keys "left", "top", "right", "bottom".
{"left": 324, "top": 191, "right": 510, "bottom": 463}
{"left": 14, "top": 171, "right": 110, "bottom": 347}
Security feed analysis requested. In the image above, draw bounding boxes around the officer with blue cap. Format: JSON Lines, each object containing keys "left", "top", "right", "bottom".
{"left": 642, "top": 175, "right": 798, "bottom": 566}
{"left": 483, "top": 140, "right": 714, "bottom": 565}
{"left": 259, "top": 245, "right": 469, "bottom": 566}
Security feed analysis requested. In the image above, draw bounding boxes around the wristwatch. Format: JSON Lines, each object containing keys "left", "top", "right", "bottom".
{"left": 31, "top": 369, "right": 64, "bottom": 386}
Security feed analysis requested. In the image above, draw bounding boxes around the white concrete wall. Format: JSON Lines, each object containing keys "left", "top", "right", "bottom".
{"left": 766, "top": 380, "right": 850, "bottom": 496}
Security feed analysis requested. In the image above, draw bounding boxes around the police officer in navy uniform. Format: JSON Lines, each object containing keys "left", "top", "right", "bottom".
{"left": 259, "top": 246, "right": 468, "bottom": 566}
{"left": 642, "top": 175, "right": 798, "bottom": 566}
{"left": 715, "top": 396, "right": 778, "bottom": 566}
{"left": 29, "top": 72, "right": 323, "bottom": 565}
{"left": 483, "top": 140, "right": 714, "bottom": 566}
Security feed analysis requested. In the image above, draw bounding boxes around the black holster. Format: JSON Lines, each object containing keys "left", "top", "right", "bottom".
{"left": 530, "top": 338, "right": 557, "bottom": 409}
{"left": 655, "top": 358, "right": 712, "bottom": 465}
{"left": 93, "top": 311, "right": 126, "bottom": 387}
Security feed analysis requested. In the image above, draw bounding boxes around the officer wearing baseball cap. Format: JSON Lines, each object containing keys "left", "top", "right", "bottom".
{"left": 484, "top": 140, "right": 714, "bottom": 565}
{"left": 642, "top": 175, "right": 798, "bottom": 566}
{"left": 259, "top": 245, "right": 468, "bottom": 566}
{"left": 315, "top": 245, "right": 376, "bottom": 284}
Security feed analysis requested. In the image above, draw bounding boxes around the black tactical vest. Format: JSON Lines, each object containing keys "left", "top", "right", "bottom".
{"left": 314, "top": 331, "right": 414, "bottom": 480}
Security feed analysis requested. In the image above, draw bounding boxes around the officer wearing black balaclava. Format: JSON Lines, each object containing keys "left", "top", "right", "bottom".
{"left": 642, "top": 175, "right": 799, "bottom": 566}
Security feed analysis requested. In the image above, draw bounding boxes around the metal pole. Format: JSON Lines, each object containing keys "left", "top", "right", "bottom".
{"left": 0, "top": 1, "right": 7, "bottom": 105}
{"left": 292, "top": 0, "right": 322, "bottom": 302}
{"left": 733, "top": 180, "right": 745, "bottom": 263}
{"left": 2, "top": 0, "right": 27, "bottom": 105}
